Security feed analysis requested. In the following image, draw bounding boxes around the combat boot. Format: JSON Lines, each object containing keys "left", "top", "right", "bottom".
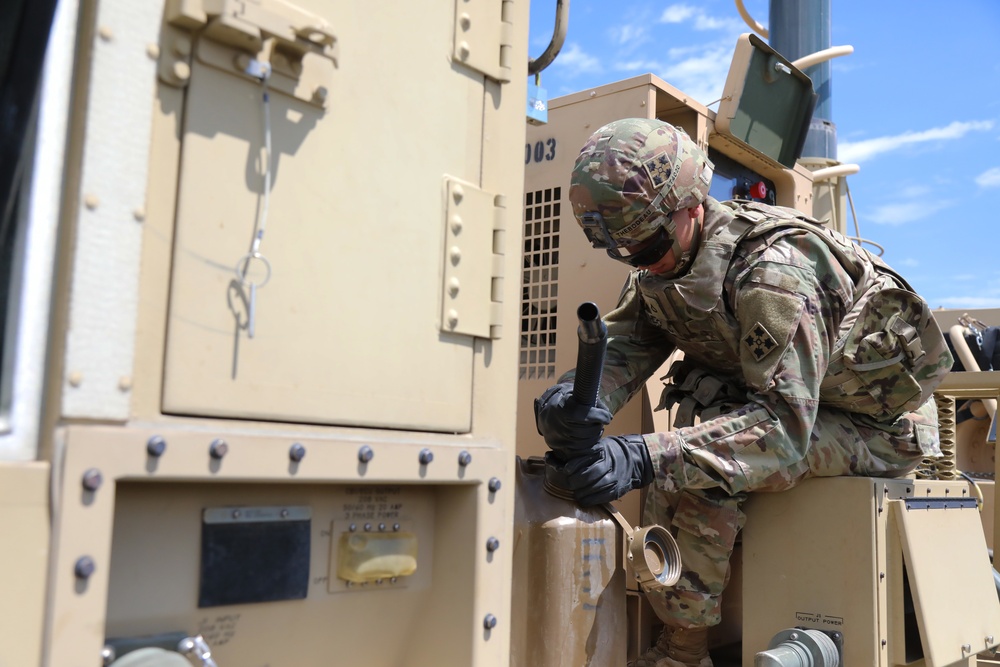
{"left": 629, "top": 626, "right": 712, "bottom": 667}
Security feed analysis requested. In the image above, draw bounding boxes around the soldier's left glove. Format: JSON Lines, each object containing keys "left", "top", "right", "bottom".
{"left": 534, "top": 382, "right": 612, "bottom": 452}
{"left": 544, "top": 434, "right": 653, "bottom": 506}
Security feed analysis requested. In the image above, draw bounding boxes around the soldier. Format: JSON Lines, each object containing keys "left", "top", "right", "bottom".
{"left": 534, "top": 118, "right": 953, "bottom": 667}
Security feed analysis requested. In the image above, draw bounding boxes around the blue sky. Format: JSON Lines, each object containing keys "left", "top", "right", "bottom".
{"left": 527, "top": 0, "right": 1000, "bottom": 309}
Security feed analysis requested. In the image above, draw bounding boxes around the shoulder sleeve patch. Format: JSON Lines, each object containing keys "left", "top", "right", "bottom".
{"left": 737, "top": 286, "right": 805, "bottom": 391}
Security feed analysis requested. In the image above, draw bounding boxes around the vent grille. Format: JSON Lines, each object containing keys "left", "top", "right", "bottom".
{"left": 519, "top": 187, "right": 561, "bottom": 380}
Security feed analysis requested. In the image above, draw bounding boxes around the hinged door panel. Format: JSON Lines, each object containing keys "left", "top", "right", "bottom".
{"left": 162, "top": 1, "right": 492, "bottom": 432}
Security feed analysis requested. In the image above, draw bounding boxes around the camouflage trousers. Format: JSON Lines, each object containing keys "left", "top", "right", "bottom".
{"left": 641, "top": 397, "right": 939, "bottom": 629}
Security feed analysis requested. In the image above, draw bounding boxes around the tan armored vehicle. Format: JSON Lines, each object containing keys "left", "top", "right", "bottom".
{"left": 1, "top": 0, "right": 999, "bottom": 666}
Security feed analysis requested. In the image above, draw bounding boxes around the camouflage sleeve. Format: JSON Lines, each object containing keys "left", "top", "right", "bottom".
{"left": 560, "top": 272, "right": 674, "bottom": 415}
{"left": 645, "top": 241, "right": 852, "bottom": 495}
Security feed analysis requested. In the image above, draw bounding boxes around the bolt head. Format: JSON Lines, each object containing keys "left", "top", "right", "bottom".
{"left": 486, "top": 537, "right": 500, "bottom": 552}
{"left": 209, "top": 439, "right": 228, "bottom": 459}
{"left": 483, "top": 614, "right": 497, "bottom": 630}
{"left": 289, "top": 443, "right": 307, "bottom": 462}
{"left": 458, "top": 450, "right": 472, "bottom": 466}
{"left": 419, "top": 448, "right": 434, "bottom": 465}
{"left": 488, "top": 477, "right": 502, "bottom": 493}
{"left": 75, "top": 556, "right": 96, "bottom": 579}
{"left": 146, "top": 435, "right": 167, "bottom": 457}
{"left": 82, "top": 468, "right": 103, "bottom": 492}
{"left": 358, "top": 445, "right": 374, "bottom": 463}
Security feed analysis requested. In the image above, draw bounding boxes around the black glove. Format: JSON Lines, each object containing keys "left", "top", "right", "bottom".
{"left": 544, "top": 434, "right": 653, "bottom": 506}
{"left": 534, "top": 382, "right": 612, "bottom": 452}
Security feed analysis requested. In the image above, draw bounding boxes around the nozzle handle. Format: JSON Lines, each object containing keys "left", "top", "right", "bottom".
{"left": 573, "top": 302, "right": 608, "bottom": 408}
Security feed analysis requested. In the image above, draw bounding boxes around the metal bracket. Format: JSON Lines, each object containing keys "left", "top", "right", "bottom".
{"left": 162, "top": 0, "right": 338, "bottom": 108}
{"left": 441, "top": 178, "right": 505, "bottom": 339}
{"left": 453, "top": 0, "right": 514, "bottom": 82}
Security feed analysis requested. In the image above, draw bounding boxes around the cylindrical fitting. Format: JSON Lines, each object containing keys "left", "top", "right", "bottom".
{"left": 488, "top": 477, "right": 502, "bottom": 493}
{"left": 486, "top": 537, "right": 500, "bottom": 552}
{"left": 358, "top": 445, "right": 374, "bottom": 463}
{"left": 289, "top": 443, "right": 306, "bottom": 462}
{"left": 419, "top": 449, "right": 434, "bottom": 465}
{"left": 458, "top": 450, "right": 472, "bottom": 466}
{"left": 483, "top": 614, "right": 497, "bottom": 630}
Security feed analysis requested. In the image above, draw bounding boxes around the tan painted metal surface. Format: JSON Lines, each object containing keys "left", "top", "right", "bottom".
{"left": 0, "top": 462, "right": 50, "bottom": 666}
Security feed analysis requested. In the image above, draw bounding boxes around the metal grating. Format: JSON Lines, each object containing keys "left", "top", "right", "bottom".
{"left": 520, "top": 187, "right": 560, "bottom": 380}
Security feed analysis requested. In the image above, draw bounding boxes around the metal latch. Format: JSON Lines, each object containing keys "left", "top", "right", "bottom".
{"left": 163, "top": 0, "right": 338, "bottom": 108}
{"left": 453, "top": 0, "right": 514, "bottom": 82}
{"left": 441, "top": 178, "right": 506, "bottom": 339}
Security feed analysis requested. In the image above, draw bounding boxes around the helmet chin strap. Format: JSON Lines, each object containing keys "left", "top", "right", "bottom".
{"left": 656, "top": 206, "right": 702, "bottom": 279}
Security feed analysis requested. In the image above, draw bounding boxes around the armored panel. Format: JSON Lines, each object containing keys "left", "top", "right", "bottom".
{"left": 161, "top": 0, "right": 509, "bottom": 432}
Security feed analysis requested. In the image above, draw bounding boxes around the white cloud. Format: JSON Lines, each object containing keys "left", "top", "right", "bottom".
{"left": 975, "top": 167, "right": 1000, "bottom": 188}
{"left": 897, "top": 258, "right": 920, "bottom": 267}
{"left": 660, "top": 5, "right": 697, "bottom": 23}
{"left": 610, "top": 23, "right": 649, "bottom": 47}
{"left": 867, "top": 198, "right": 951, "bottom": 226}
{"left": 657, "top": 46, "right": 735, "bottom": 105}
{"left": 659, "top": 4, "right": 743, "bottom": 31}
{"left": 934, "top": 296, "right": 1000, "bottom": 309}
{"left": 553, "top": 43, "right": 602, "bottom": 76}
{"left": 839, "top": 120, "right": 995, "bottom": 164}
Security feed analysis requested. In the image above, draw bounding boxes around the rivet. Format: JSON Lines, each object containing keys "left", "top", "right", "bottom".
{"left": 458, "top": 42, "right": 471, "bottom": 61}
{"left": 83, "top": 195, "right": 99, "bottom": 210}
{"left": 378, "top": 523, "right": 386, "bottom": 531}
{"left": 963, "top": 644, "right": 972, "bottom": 653}
{"left": 419, "top": 448, "right": 434, "bottom": 465}
{"left": 488, "top": 477, "right": 502, "bottom": 493}
{"left": 68, "top": 371, "right": 83, "bottom": 387}
{"left": 133, "top": 208, "right": 146, "bottom": 222}
{"left": 118, "top": 376, "right": 132, "bottom": 391}
{"left": 349, "top": 523, "right": 357, "bottom": 532}
{"left": 98, "top": 25, "right": 113, "bottom": 42}
{"left": 172, "top": 61, "right": 191, "bottom": 82}
{"left": 145, "top": 43, "right": 160, "bottom": 60}
{"left": 452, "top": 185, "right": 464, "bottom": 202}
{"left": 312, "top": 86, "right": 328, "bottom": 104}
{"left": 459, "top": 13, "right": 472, "bottom": 30}
{"left": 483, "top": 614, "right": 497, "bottom": 630}
{"left": 358, "top": 445, "right": 374, "bottom": 463}
{"left": 486, "top": 537, "right": 500, "bottom": 552}
{"left": 173, "top": 37, "right": 192, "bottom": 57}
{"left": 82, "top": 468, "right": 103, "bottom": 492}
{"left": 987, "top": 636, "right": 994, "bottom": 644}
{"left": 209, "top": 439, "right": 228, "bottom": 459}
{"left": 451, "top": 215, "right": 463, "bottom": 234}
{"left": 447, "top": 310, "right": 459, "bottom": 328}
{"left": 450, "top": 245, "right": 462, "bottom": 263}
{"left": 75, "top": 556, "right": 96, "bottom": 579}
{"left": 289, "top": 443, "right": 306, "bottom": 462}
{"left": 448, "top": 277, "right": 461, "bottom": 297}
{"left": 280, "top": 509, "right": 289, "bottom": 518}
{"left": 364, "top": 523, "right": 372, "bottom": 532}
{"left": 458, "top": 450, "right": 472, "bottom": 466}
{"left": 232, "top": 510, "right": 241, "bottom": 519}
{"left": 390, "top": 577, "right": 397, "bottom": 583}
{"left": 146, "top": 435, "right": 167, "bottom": 457}
{"left": 393, "top": 523, "right": 400, "bottom": 531}
{"left": 375, "top": 578, "right": 383, "bottom": 585}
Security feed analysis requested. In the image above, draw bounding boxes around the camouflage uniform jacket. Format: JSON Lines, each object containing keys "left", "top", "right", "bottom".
{"left": 583, "top": 197, "right": 951, "bottom": 465}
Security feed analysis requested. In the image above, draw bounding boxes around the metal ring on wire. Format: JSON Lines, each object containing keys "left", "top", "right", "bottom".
{"left": 235, "top": 251, "right": 272, "bottom": 288}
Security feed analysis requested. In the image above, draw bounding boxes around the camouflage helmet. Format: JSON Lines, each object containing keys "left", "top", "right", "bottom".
{"left": 569, "top": 118, "right": 713, "bottom": 267}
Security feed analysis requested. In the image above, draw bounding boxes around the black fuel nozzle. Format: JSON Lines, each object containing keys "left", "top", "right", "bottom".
{"left": 573, "top": 302, "right": 608, "bottom": 409}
